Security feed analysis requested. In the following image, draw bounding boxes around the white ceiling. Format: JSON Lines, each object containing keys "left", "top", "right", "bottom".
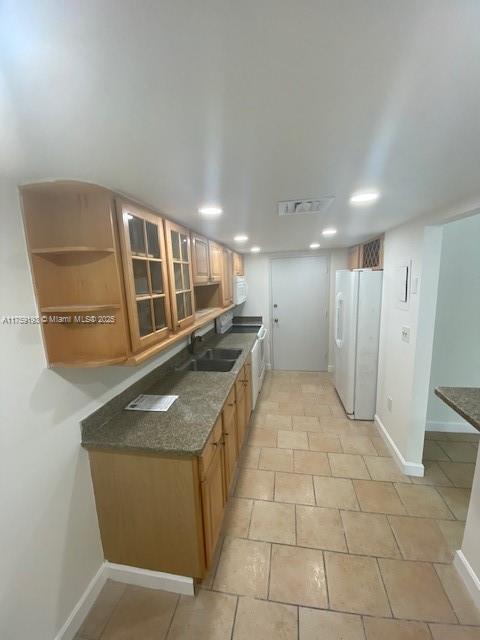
{"left": 1, "top": 1, "right": 480, "bottom": 251}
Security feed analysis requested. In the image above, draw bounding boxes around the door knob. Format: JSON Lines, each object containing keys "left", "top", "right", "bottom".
{"left": 274, "top": 318, "right": 279, "bottom": 323}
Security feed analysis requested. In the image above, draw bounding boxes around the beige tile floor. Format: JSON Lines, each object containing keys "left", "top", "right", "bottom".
{"left": 77, "top": 371, "right": 480, "bottom": 640}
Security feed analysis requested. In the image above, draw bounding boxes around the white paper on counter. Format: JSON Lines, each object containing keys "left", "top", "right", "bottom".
{"left": 125, "top": 394, "right": 178, "bottom": 412}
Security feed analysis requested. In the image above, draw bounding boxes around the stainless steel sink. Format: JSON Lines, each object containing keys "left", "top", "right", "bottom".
{"left": 200, "top": 348, "right": 242, "bottom": 360}
{"left": 176, "top": 358, "right": 236, "bottom": 372}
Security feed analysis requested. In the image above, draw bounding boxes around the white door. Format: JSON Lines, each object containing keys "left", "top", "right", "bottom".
{"left": 271, "top": 256, "right": 329, "bottom": 371}
{"left": 334, "top": 270, "right": 358, "bottom": 415}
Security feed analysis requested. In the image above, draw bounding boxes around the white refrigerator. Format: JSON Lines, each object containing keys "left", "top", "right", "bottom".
{"left": 334, "top": 269, "right": 383, "bottom": 420}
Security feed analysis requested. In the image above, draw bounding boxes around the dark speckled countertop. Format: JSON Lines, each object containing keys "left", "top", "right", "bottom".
{"left": 435, "top": 387, "right": 480, "bottom": 432}
{"left": 81, "top": 332, "right": 257, "bottom": 456}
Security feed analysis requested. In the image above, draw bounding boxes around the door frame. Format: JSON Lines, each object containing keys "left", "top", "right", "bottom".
{"left": 269, "top": 254, "right": 330, "bottom": 371}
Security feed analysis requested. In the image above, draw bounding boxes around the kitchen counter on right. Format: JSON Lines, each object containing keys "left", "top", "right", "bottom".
{"left": 435, "top": 386, "right": 480, "bottom": 432}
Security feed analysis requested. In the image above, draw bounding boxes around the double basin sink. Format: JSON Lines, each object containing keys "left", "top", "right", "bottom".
{"left": 176, "top": 348, "right": 242, "bottom": 373}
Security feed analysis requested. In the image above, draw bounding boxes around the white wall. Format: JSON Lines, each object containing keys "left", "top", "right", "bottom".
{"left": 426, "top": 214, "right": 480, "bottom": 432}
{"left": 376, "top": 220, "right": 425, "bottom": 458}
{"left": 375, "top": 197, "right": 480, "bottom": 465}
{"left": 240, "top": 249, "right": 348, "bottom": 370}
{"left": 0, "top": 177, "right": 192, "bottom": 640}
{"left": 374, "top": 200, "right": 480, "bottom": 594}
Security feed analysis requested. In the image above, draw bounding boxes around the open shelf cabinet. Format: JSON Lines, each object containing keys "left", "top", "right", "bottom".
{"left": 21, "top": 182, "right": 130, "bottom": 366}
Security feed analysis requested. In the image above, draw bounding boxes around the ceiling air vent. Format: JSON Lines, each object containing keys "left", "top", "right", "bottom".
{"left": 278, "top": 196, "right": 335, "bottom": 216}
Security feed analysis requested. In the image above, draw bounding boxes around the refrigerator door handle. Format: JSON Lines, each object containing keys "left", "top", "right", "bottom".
{"left": 335, "top": 292, "right": 345, "bottom": 348}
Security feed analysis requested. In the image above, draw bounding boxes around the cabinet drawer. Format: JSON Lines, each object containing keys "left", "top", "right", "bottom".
{"left": 199, "top": 415, "right": 223, "bottom": 480}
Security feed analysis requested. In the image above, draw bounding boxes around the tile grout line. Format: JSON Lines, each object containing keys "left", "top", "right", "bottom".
{"left": 97, "top": 583, "right": 130, "bottom": 640}
{"left": 209, "top": 581, "right": 473, "bottom": 628}
{"left": 431, "top": 562, "right": 461, "bottom": 626}
{"left": 322, "top": 549, "right": 330, "bottom": 610}
{"left": 163, "top": 593, "right": 181, "bottom": 640}
{"left": 266, "top": 542, "right": 273, "bottom": 601}
{"left": 229, "top": 595, "right": 239, "bottom": 640}
{"left": 375, "top": 556, "right": 394, "bottom": 619}
{"left": 360, "top": 615, "right": 368, "bottom": 639}
{"left": 432, "top": 484, "right": 459, "bottom": 521}
{"left": 212, "top": 530, "right": 460, "bottom": 568}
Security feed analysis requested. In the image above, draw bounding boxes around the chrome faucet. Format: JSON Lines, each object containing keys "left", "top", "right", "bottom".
{"left": 188, "top": 331, "right": 204, "bottom": 355}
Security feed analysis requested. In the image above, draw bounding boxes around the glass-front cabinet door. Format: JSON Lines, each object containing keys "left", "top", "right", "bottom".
{"left": 117, "top": 200, "right": 172, "bottom": 352}
{"left": 165, "top": 220, "right": 195, "bottom": 330}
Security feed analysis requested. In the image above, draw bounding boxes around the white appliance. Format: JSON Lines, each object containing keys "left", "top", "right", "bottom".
{"left": 215, "top": 310, "right": 234, "bottom": 334}
{"left": 251, "top": 325, "right": 268, "bottom": 409}
{"left": 334, "top": 269, "right": 383, "bottom": 420}
{"left": 233, "top": 276, "right": 248, "bottom": 305}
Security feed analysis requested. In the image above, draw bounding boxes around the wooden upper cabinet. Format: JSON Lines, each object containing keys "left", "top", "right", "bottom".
{"left": 165, "top": 220, "right": 195, "bottom": 330}
{"left": 348, "top": 245, "right": 362, "bottom": 270}
{"left": 21, "top": 180, "right": 237, "bottom": 367}
{"left": 208, "top": 241, "right": 223, "bottom": 283}
{"left": 348, "top": 235, "right": 384, "bottom": 270}
{"left": 21, "top": 182, "right": 130, "bottom": 367}
{"left": 116, "top": 199, "right": 172, "bottom": 353}
{"left": 191, "top": 235, "right": 223, "bottom": 286}
{"left": 233, "top": 252, "right": 244, "bottom": 276}
{"left": 221, "top": 248, "right": 233, "bottom": 307}
{"left": 191, "top": 234, "right": 210, "bottom": 284}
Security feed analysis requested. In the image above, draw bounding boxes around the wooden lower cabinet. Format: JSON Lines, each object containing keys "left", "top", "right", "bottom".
{"left": 88, "top": 449, "right": 206, "bottom": 577}
{"left": 88, "top": 357, "right": 253, "bottom": 579}
{"left": 235, "top": 355, "right": 252, "bottom": 450}
{"left": 235, "top": 373, "right": 247, "bottom": 450}
{"left": 244, "top": 354, "right": 252, "bottom": 420}
{"left": 201, "top": 440, "right": 225, "bottom": 567}
{"left": 222, "top": 387, "right": 238, "bottom": 494}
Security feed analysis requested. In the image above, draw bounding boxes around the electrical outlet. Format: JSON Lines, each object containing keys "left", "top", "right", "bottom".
{"left": 387, "top": 396, "right": 393, "bottom": 412}
{"left": 401, "top": 326, "right": 410, "bottom": 343}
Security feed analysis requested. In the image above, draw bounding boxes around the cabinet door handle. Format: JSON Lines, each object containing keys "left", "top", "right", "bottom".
{"left": 228, "top": 402, "right": 235, "bottom": 407}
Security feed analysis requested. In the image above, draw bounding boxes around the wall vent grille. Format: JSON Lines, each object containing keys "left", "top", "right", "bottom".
{"left": 278, "top": 196, "right": 335, "bottom": 216}
{"left": 362, "top": 237, "right": 381, "bottom": 268}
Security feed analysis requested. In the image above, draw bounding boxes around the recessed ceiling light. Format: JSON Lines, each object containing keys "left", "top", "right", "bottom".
{"left": 250, "top": 246, "right": 261, "bottom": 253}
{"left": 198, "top": 205, "right": 223, "bottom": 215}
{"left": 309, "top": 242, "right": 321, "bottom": 249}
{"left": 234, "top": 234, "right": 248, "bottom": 243}
{"left": 349, "top": 190, "right": 380, "bottom": 205}
{"left": 322, "top": 227, "right": 337, "bottom": 237}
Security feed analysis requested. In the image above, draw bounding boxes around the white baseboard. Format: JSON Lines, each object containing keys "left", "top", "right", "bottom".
{"left": 54, "top": 562, "right": 108, "bottom": 640}
{"left": 426, "top": 419, "right": 477, "bottom": 434}
{"left": 374, "top": 414, "right": 424, "bottom": 477}
{"left": 56, "top": 562, "right": 194, "bottom": 639}
{"left": 107, "top": 562, "right": 194, "bottom": 596}
{"left": 454, "top": 550, "right": 480, "bottom": 610}
{"left": 328, "top": 364, "right": 334, "bottom": 373}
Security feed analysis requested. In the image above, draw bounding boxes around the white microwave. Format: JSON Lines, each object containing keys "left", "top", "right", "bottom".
{"left": 233, "top": 276, "right": 248, "bottom": 305}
